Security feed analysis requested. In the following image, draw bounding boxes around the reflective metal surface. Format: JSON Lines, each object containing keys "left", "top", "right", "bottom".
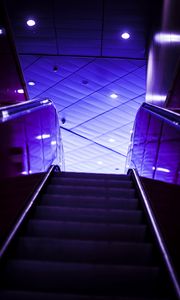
{"left": 127, "top": 103, "right": 180, "bottom": 184}
{"left": 0, "top": 99, "right": 62, "bottom": 178}
{"left": 146, "top": 0, "right": 180, "bottom": 107}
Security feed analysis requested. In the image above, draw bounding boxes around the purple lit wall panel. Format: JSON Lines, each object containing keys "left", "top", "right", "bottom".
{"left": 0, "top": 102, "right": 60, "bottom": 178}
{"left": 146, "top": 0, "right": 180, "bottom": 107}
{"left": 0, "top": 2, "right": 28, "bottom": 104}
{"left": 128, "top": 106, "right": 180, "bottom": 185}
{"left": 141, "top": 116, "right": 163, "bottom": 178}
{"left": 155, "top": 123, "right": 180, "bottom": 183}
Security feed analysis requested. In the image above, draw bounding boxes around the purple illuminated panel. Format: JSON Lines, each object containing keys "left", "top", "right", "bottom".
{"left": 146, "top": 0, "right": 180, "bottom": 108}
{"left": 0, "top": 100, "right": 61, "bottom": 178}
{"left": 0, "top": 2, "right": 28, "bottom": 105}
{"left": 127, "top": 105, "right": 180, "bottom": 185}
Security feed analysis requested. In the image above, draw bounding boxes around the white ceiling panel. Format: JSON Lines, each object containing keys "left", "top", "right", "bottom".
{"left": 5, "top": 0, "right": 159, "bottom": 173}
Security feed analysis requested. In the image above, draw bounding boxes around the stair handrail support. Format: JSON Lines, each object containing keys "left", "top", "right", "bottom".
{"left": 129, "top": 168, "right": 180, "bottom": 300}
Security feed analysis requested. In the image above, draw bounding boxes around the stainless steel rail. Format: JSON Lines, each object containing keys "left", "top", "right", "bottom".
{"left": 0, "top": 98, "right": 52, "bottom": 122}
{"left": 0, "top": 165, "right": 56, "bottom": 259}
{"left": 129, "top": 168, "right": 180, "bottom": 300}
{"left": 142, "top": 103, "right": 180, "bottom": 126}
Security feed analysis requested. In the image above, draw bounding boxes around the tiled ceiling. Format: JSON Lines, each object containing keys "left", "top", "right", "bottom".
{"left": 5, "top": 0, "right": 160, "bottom": 174}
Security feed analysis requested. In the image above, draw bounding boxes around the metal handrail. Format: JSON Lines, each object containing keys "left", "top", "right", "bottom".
{"left": 0, "top": 165, "right": 56, "bottom": 260}
{"left": 129, "top": 168, "right": 180, "bottom": 299}
{"left": 142, "top": 103, "right": 180, "bottom": 126}
{"left": 0, "top": 98, "right": 52, "bottom": 122}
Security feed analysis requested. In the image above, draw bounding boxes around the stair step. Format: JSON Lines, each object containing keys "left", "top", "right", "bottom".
{"left": 53, "top": 172, "right": 131, "bottom": 181}
{"left": 46, "top": 185, "right": 136, "bottom": 198}
{"left": 0, "top": 290, "right": 171, "bottom": 300}
{"left": 32, "top": 206, "right": 143, "bottom": 224}
{"left": 50, "top": 177, "right": 133, "bottom": 188}
{"left": 24, "top": 220, "right": 148, "bottom": 242}
{"left": 0, "top": 260, "right": 161, "bottom": 296}
{"left": 13, "top": 237, "right": 155, "bottom": 266}
{"left": 40, "top": 195, "right": 139, "bottom": 210}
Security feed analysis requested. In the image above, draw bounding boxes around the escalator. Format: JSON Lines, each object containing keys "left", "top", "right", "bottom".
{"left": 0, "top": 168, "right": 177, "bottom": 299}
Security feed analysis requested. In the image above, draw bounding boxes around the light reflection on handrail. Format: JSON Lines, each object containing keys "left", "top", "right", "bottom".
{"left": 142, "top": 103, "right": 180, "bottom": 125}
{"left": 0, "top": 165, "right": 55, "bottom": 260}
{"left": 129, "top": 168, "right": 180, "bottom": 299}
{"left": 0, "top": 98, "right": 52, "bottom": 122}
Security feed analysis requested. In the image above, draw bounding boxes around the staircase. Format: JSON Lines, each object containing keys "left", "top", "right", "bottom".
{"left": 0, "top": 171, "right": 176, "bottom": 299}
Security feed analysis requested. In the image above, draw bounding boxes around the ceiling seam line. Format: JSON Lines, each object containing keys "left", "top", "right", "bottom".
{"left": 23, "top": 56, "right": 42, "bottom": 71}
{"left": 58, "top": 66, "right": 146, "bottom": 113}
{"left": 61, "top": 127, "right": 126, "bottom": 158}
{"left": 68, "top": 92, "right": 145, "bottom": 130}
{"left": 85, "top": 120, "right": 134, "bottom": 140}
{"left": 34, "top": 57, "right": 96, "bottom": 98}
{"left": 19, "top": 53, "right": 146, "bottom": 61}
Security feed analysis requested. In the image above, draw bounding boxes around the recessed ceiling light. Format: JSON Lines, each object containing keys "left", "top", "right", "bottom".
{"left": 17, "top": 89, "right": 24, "bottom": 94}
{"left": 36, "top": 134, "right": 51, "bottom": 140}
{"left": 28, "top": 81, "right": 35, "bottom": 86}
{"left": 109, "top": 138, "right": 115, "bottom": 143}
{"left": 53, "top": 66, "right": 58, "bottom": 72}
{"left": 110, "top": 93, "right": 118, "bottom": 99}
{"left": 121, "top": 32, "right": 130, "bottom": 39}
{"left": 82, "top": 80, "right": 89, "bottom": 85}
{"left": 0, "top": 28, "right": 5, "bottom": 35}
{"left": 27, "top": 19, "right": 36, "bottom": 27}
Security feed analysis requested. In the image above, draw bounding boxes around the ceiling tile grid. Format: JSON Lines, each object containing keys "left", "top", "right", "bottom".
{"left": 5, "top": 0, "right": 152, "bottom": 173}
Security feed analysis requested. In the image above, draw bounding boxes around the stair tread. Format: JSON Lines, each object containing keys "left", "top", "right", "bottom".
{"left": 33, "top": 206, "right": 143, "bottom": 224}
{"left": 53, "top": 172, "right": 131, "bottom": 180}
{"left": 1, "top": 259, "right": 161, "bottom": 296}
{"left": 12, "top": 237, "right": 156, "bottom": 265}
{"left": 50, "top": 177, "right": 133, "bottom": 187}
{"left": 40, "top": 194, "right": 139, "bottom": 209}
{"left": 24, "top": 220, "right": 148, "bottom": 242}
{"left": 0, "top": 170, "right": 174, "bottom": 299}
{"left": 0, "top": 290, "right": 171, "bottom": 300}
{"left": 47, "top": 185, "right": 136, "bottom": 193}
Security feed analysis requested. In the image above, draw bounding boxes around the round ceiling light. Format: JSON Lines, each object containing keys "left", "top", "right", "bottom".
{"left": 121, "top": 32, "right": 130, "bottom": 39}
{"left": 27, "top": 19, "right": 36, "bottom": 27}
{"left": 28, "top": 81, "right": 36, "bottom": 86}
{"left": 109, "top": 138, "right": 115, "bottom": 143}
{"left": 0, "top": 28, "right": 5, "bottom": 35}
{"left": 17, "top": 89, "right": 24, "bottom": 94}
{"left": 110, "top": 93, "right": 118, "bottom": 99}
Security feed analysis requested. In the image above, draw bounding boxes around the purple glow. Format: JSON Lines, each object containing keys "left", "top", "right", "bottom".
{"left": 128, "top": 105, "right": 180, "bottom": 184}
{"left": 154, "top": 32, "right": 180, "bottom": 43}
{"left": 110, "top": 93, "right": 118, "bottom": 99}
{"left": 109, "top": 138, "right": 115, "bottom": 143}
{"left": 146, "top": 94, "right": 166, "bottom": 102}
{"left": 41, "top": 99, "right": 49, "bottom": 104}
{"left": 17, "top": 89, "right": 24, "bottom": 94}
{"left": 27, "top": 19, "right": 36, "bottom": 27}
{"left": 28, "top": 81, "right": 35, "bottom": 86}
{"left": 0, "top": 100, "right": 61, "bottom": 178}
{"left": 153, "top": 167, "right": 170, "bottom": 173}
{"left": 121, "top": 32, "right": 130, "bottom": 39}
{"left": 0, "top": 28, "right": 5, "bottom": 35}
{"left": 36, "top": 134, "right": 51, "bottom": 140}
